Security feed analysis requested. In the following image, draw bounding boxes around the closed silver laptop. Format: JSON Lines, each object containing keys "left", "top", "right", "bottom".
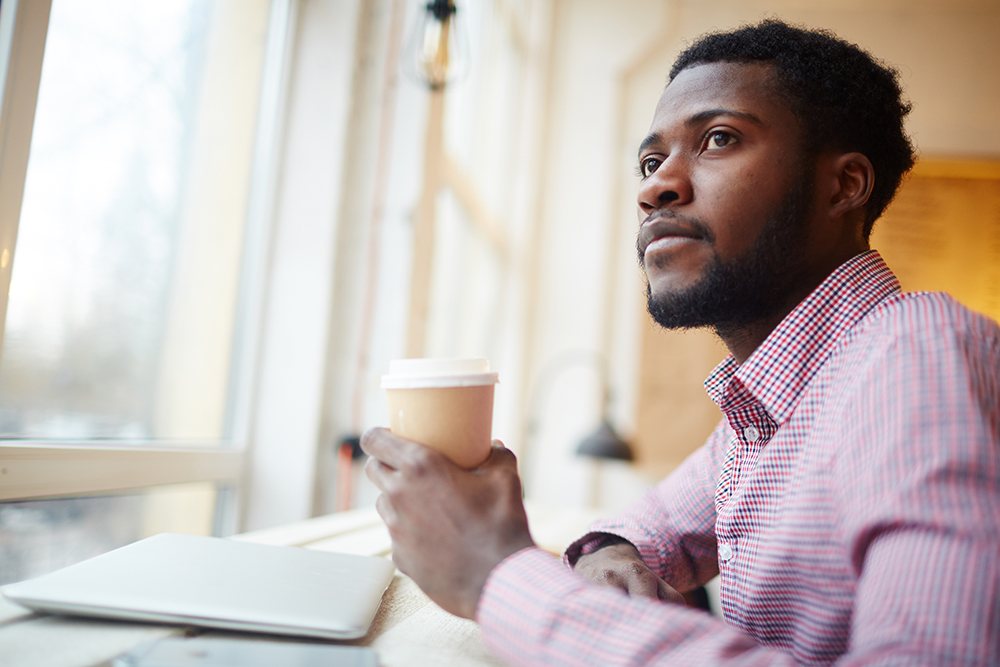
{"left": 1, "top": 533, "right": 395, "bottom": 640}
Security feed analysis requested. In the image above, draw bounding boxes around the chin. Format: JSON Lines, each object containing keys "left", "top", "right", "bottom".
{"left": 647, "top": 275, "right": 700, "bottom": 302}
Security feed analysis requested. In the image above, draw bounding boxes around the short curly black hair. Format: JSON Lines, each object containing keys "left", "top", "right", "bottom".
{"left": 670, "top": 19, "right": 915, "bottom": 238}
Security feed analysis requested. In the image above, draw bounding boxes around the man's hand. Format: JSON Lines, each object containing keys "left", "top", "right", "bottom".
{"left": 362, "top": 427, "right": 535, "bottom": 620}
{"left": 574, "top": 540, "right": 685, "bottom": 604}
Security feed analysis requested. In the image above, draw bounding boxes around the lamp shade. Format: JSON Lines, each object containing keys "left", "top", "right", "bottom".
{"left": 575, "top": 420, "right": 633, "bottom": 461}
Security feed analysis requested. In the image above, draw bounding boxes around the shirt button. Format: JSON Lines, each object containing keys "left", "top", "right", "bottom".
{"left": 719, "top": 544, "right": 734, "bottom": 561}
{"left": 743, "top": 425, "right": 760, "bottom": 442}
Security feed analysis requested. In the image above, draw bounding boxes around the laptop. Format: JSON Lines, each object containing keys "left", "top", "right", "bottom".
{"left": 0, "top": 533, "right": 396, "bottom": 640}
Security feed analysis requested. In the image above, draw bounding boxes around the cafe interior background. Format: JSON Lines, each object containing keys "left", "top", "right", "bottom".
{"left": 0, "top": 0, "right": 997, "bottom": 586}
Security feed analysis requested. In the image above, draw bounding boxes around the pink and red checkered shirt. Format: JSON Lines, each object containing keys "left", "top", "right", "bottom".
{"left": 478, "top": 251, "right": 1000, "bottom": 665}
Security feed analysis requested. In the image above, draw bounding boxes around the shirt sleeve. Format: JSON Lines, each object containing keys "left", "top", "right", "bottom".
{"left": 562, "top": 419, "right": 729, "bottom": 592}
{"left": 831, "top": 305, "right": 1000, "bottom": 665}
{"left": 478, "top": 547, "right": 799, "bottom": 666}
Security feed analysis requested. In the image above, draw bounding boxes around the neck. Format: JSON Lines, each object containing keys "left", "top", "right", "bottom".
{"left": 715, "top": 311, "right": 791, "bottom": 365}
{"left": 715, "top": 249, "right": 864, "bottom": 364}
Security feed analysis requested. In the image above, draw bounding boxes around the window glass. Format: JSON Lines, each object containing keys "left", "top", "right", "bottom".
{"left": 0, "top": 0, "right": 271, "bottom": 441}
{"left": 0, "top": 482, "right": 221, "bottom": 585}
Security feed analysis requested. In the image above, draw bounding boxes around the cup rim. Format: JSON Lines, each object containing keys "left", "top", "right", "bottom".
{"left": 381, "top": 372, "right": 498, "bottom": 389}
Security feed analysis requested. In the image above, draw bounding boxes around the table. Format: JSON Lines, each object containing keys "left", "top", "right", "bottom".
{"left": 1, "top": 503, "right": 604, "bottom": 667}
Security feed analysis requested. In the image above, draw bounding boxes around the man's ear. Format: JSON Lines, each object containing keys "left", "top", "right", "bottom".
{"left": 828, "top": 152, "right": 874, "bottom": 219}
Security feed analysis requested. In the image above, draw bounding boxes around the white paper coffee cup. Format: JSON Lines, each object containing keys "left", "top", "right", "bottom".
{"left": 381, "top": 358, "right": 499, "bottom": 468}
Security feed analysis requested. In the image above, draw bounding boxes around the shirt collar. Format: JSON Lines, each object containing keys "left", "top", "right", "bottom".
{"left": 704, "top": 250, "right": 900, "bottom": 423}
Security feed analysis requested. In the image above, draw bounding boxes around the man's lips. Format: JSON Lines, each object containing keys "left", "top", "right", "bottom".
{"left": 638, "top": 215, "right": 707, "bottom": 260}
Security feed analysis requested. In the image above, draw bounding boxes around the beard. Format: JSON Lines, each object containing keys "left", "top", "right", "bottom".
{"left": 642, "top": 168, "right": 814, "bottom": 334}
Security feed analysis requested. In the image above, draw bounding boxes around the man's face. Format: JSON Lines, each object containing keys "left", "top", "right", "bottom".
{"left": 636, "top": 62, "right": 818, "bottom": 332}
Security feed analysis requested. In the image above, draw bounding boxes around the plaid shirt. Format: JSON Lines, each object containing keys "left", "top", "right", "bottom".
{"left": 478, "top": 251, "right": 1000, "bottom": 665}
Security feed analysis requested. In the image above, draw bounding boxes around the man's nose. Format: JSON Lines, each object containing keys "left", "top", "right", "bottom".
{"left": 637, "top": 158, "right": 692, "bottom": 216}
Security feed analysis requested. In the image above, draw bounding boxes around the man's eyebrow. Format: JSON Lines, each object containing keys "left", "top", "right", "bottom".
{"left": 636, "top": 109, "right": 764, "bottom": 159}
{"left": 686, "top": 108, "right": 763, "bottom": 127}
{"left": 637, "top": 133, "right": 662, "bottom": 159}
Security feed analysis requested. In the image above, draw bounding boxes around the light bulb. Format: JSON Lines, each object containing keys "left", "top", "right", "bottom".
{"left": 402, "top": 0, "right": 470, "bottom": 90}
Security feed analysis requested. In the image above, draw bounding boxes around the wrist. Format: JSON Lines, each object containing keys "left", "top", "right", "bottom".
{"left": 568, "top": 533, "right": 633, "bottom": 567}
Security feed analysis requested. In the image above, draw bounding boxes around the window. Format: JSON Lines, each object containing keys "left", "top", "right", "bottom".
{"left": 0, "top": 0, "right": 288, "bottom": 584}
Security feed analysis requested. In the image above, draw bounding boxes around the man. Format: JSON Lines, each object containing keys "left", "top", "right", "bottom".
{"left": 363, "top": 20, "right": 1000, "bottom": 665}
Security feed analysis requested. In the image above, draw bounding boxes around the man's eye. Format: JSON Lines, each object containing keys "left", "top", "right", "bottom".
{"left": 639, "top": 157, "right": 662, "bottom": 178}
{"left": 705, "top": 131, "right": 736, "bottom": 150}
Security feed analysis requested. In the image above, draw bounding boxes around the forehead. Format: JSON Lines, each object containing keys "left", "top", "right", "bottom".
{"left": 650, "top": 61, "right": 795, "bottom": 133}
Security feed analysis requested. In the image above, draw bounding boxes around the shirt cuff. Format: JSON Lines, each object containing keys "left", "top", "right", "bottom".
{"left": 563, "top": 532, "right": 631, "bottom": 567}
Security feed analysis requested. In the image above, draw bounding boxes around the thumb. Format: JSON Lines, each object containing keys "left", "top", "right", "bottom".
{"left": 479, "top": 440, "right": 518, "bottom": 470}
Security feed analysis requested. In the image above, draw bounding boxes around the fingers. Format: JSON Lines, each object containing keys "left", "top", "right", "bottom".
{"left": 360, "top": 427, "right": 407, "bottom": 469}
{"left": 656, "top": 578, "right": 686, "bottom": 605}
{"left": 623, "top": 562, "right": 663, "bottom": 600}
{"left": 364, "top": 428, "right": 514, "bottom": 476}
{"left": 364, "top": 454, "right": 396, "bottom": 492}
{"left": 627, "top": 580, "right": 659, "bottom": 599}
{"left": 611, "top": 567, "right": 684, "bottom": 603}
{"left": 374, "top": 492, "right": 397, "bottom": 526}
{"left": 583, "top": 557, "right": 654, "bottom": 597}
{"left": 594, "top": 560, "right": 660, "bottom": 600}
{"left": 591, "top": 567, "right": 632, "bottom": 595}
{"left": 362, "top": 426, "right": 459, "bottom": 475}
{"left": 605, "top": 567, "right": 678, "bottom": 602}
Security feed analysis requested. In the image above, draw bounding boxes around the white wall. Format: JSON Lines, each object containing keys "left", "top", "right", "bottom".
{"left": 245, "top": 0, "right": 365, "bottom": 530}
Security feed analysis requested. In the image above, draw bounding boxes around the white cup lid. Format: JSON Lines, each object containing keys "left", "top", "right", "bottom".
{"left": 381, "top": 358, "right": 499, "bottom": 389}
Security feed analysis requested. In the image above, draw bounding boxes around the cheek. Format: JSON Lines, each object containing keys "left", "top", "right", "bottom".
{"left": 698, "top": 173, "right": 780, "bottom": 254}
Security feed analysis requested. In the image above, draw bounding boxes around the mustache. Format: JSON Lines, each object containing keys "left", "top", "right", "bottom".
{"left": 636, "top": 210, "right": 715, "bottom": 267}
